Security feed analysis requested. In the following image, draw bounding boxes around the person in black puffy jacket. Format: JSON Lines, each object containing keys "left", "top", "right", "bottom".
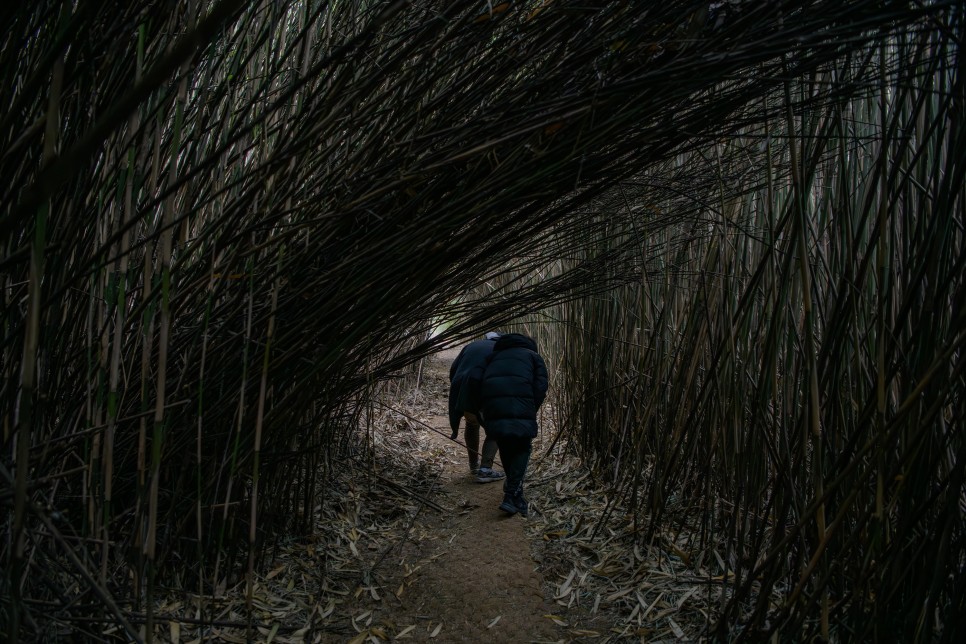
{"left": 448, "top": 332, "right": 505, "bottom": 483}
{"left": 479, "top": 332, "right": 548, "bottom": 517}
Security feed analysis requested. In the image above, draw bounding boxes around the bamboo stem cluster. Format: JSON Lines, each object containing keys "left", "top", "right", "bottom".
{"left": 527, "top": 15, "right": 965, "bottom": 641}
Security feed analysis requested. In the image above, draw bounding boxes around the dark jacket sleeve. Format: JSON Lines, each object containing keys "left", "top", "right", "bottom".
{"left": 533, "top": 353, "right": 548, "bottom": 409}
{"left": 448, "top": 347, "right": 467, "bottom": 431}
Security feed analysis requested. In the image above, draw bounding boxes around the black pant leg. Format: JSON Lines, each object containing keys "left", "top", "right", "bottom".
{"left": 496, "top": 436, "right": 532, "bottom": 494}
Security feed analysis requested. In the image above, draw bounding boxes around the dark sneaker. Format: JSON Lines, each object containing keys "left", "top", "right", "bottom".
{"left": 476, "top": 467, "right": 506, "bottom": 484}
{"left": 499, "top": 493, "right": 518, "bottom": 515}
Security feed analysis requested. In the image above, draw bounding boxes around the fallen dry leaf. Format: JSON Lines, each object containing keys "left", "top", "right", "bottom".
{"left": 395, "top": 624, "right": 416, "bottom": 639}
{"left": 544, "top": 614, "right": 568, "bottom": 626}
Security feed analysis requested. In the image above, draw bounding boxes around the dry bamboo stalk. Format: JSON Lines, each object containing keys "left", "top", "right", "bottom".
{"left": 782, "top": 68, "right": 829, "bottom": 641}
{"left": 8, "top": 44, "right": 64, "bottom": 644}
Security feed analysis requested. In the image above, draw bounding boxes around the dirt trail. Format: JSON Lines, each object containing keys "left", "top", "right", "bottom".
{"left": 147, "top": 345, "right": 702, "bottom": 643}
{"left": 390, "top": 347, "right": 561, "bottom": 643}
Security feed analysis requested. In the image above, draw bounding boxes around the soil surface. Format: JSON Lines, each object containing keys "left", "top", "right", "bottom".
{"left": 385, "top": 346, "right": 562, "bottom": 643}
{"left": 152, "top": 344, "right": 710, "bottom": 643}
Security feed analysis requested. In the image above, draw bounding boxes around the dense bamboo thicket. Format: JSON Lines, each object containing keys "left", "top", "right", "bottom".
{"left": 1, "top": 0, "right": 962, "bottom": 640}
{"left": 523, "top": 13, "right": 966, "bottom": 642}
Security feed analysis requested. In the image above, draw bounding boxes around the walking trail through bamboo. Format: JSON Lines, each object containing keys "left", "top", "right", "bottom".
{"left": 381, "top": 346, "right": 561, "bottom": 643}
{"left": 149, "top": 344, "right": 710, "bottom": 643}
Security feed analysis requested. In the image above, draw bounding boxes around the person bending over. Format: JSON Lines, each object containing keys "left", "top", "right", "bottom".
{"left": 448, "top": 332, "right": 506, "bottom": 483}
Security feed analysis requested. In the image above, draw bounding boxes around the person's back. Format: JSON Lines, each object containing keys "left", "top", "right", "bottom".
{"left": 448, "top": 333, "right": 505, "bottom": 482}
{"left": 479, "top": 333, "right": 547, "bottom": 437}
{"left": 479, "top": 333, "right": 548, "bottom": 516}
{"left": 448, "top": 337, "right": 495, "bottom": 421}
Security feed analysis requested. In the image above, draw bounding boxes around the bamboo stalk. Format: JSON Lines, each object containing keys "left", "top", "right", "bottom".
{"left": 9, "top": 42, "right": 64, "bottom": 644}
{"left": 782, "top": 66, "right": 829, "bottom": 641}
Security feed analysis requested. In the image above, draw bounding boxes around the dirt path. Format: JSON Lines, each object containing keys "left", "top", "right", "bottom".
{"left": 388, "top": 347, "right": 562, "bottom": 643}
{"left": 150, "top": 345, "right": 709, "bottom": 643}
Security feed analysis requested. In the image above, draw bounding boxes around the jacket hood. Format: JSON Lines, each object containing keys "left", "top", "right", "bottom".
{"left": 493, "top": 332, "right": 537, "bottom": 352}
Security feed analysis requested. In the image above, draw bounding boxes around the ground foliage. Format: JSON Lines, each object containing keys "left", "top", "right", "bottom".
{"left": 133, "top": 377, "right": 453, "bottom": 643}
{"left": 527, "top": 450, "right": 734, "bottom": 643}
{"left": 1, "top": 0, "right": 964, "bottom": 641}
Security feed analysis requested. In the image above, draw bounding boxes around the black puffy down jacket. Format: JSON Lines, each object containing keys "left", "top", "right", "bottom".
{"left": 479, "top": 333, "right": 548, "bottom": 438}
